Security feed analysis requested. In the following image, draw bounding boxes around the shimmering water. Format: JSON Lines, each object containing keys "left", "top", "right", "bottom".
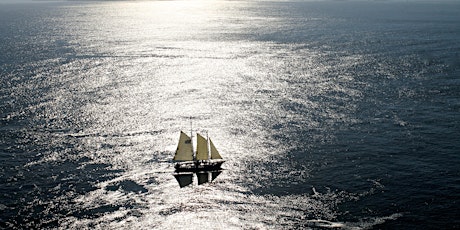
{"left": 1, "top": 0, "right": 459, "bottom": 229}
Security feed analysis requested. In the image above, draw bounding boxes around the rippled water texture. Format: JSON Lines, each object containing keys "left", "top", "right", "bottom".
{"left": 1, "top": 0, "right": 459, "bottom": 229}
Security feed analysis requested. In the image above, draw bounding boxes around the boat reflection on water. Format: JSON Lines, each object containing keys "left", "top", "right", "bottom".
{"left": 173, "top": 170, "right": 222, "bottom": 188}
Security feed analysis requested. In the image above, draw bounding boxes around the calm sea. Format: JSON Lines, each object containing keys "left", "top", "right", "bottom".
{"left": 1, "top": 0, "right": 459, "bottom": 229}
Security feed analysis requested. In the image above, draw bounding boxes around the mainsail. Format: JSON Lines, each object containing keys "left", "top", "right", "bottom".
{"left": 209, "top": 138, "right": 222, "bottom": 159}
{"left": 173, "top": 131, "right": 193, "bottom": 161}
{"left": 196, "top": 133, "right": 209, "bottom": 160}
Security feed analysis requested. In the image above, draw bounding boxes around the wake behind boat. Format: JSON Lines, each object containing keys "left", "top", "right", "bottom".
{"left": 173, "top": 131, "right": 225, "bottom": 172}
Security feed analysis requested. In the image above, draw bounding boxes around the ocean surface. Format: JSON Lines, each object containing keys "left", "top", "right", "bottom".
{"left": 1, "top": 0, "right": 459, "bottom": 229}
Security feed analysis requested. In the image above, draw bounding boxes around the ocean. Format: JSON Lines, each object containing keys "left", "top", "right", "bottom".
{"left": 1, "top": 0, "right": 459, "bottom": 229}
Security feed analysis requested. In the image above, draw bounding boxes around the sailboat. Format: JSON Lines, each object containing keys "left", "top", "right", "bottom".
{"left": 173, "top": 131, "right": 225, "bottom": 172}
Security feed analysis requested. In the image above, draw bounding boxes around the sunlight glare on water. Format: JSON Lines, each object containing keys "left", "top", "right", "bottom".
{"left": 33, "top": 1, "right": 373, "bottom": 228}
{"left": 4, "top": 0, "right": 458, "bottom": 228}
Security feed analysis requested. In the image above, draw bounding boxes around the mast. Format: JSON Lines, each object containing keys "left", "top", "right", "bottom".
{"left": 190, "top": 117, "right": 195, "bottom": 160}
{"left": 207, "top": 132, "right": 211, "bottom": 160}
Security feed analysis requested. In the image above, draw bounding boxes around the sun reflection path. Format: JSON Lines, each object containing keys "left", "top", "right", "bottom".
{"left": 32, "top": 0, "right": 406, "bottom": 228}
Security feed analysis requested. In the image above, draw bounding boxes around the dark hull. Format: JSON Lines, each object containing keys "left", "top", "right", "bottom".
{"left": 174, "top": 161, "right": 224, "bottom": 172}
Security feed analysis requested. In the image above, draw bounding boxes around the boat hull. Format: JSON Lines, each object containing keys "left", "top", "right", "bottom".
{"left": 174, "top": 160, "right": 224, "bottom": 172}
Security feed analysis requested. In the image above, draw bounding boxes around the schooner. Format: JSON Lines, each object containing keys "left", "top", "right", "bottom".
{"left": 173, "top": 131, "right": 225, "bottom": 172}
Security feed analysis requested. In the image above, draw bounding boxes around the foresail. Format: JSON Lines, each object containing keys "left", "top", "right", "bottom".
{"left": 210, "top": 138, "right": 223, "bottom": 159}
{"left": 173, "top": 131, "right": 193, "bottom": 161}
{"left": 196, "top": 133, "right": 209, "bottom": 161}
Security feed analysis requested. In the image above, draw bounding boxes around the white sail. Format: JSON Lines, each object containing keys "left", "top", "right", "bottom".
{"left": 196, "top": 133, "right": 209, "bottom": 161}
{"left": 173, "top": 131, "right": 194, "bottom": 161}
{"left": 209, "top": 138, "right": 222, "bottom": 159}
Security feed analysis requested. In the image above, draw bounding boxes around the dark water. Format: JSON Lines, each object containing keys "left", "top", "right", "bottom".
{"left": 1, "top": 0, "right": 459, "bottom": 229}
